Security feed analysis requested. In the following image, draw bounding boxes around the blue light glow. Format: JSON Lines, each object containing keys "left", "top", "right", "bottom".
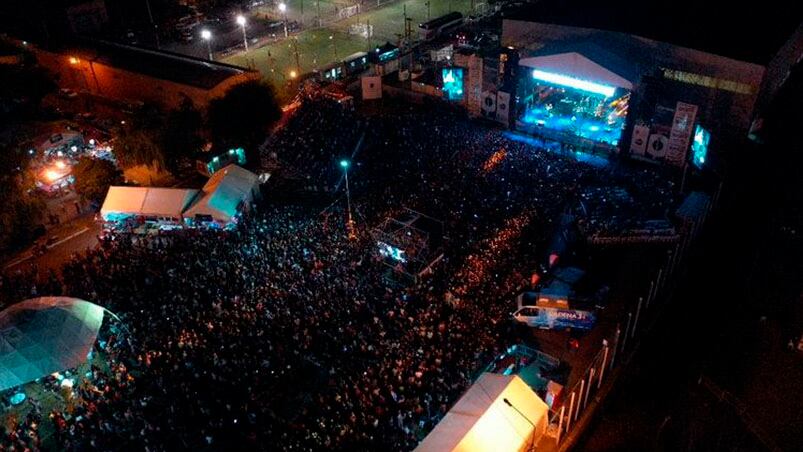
{"left": 532, "top": 69, "right": 616, "bottom": 97}
{"left": 691, "top": 125, "right": 710, "bottom": 169}
{"left": 442, "top": 68, "right": 464, "bottom": 101}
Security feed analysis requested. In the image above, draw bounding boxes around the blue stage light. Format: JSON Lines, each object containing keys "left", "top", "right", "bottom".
{"left": 532, "top": 69, "right": 616, "bottom": 97}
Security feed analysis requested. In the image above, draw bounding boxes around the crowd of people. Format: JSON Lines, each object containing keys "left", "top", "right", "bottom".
{"left": 1, "top": 98, "right": 676, "bottom": 451}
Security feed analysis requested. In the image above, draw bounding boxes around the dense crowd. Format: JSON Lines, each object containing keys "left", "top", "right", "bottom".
{"left": 1, "top": 99, "right": 675, "bottom": 451}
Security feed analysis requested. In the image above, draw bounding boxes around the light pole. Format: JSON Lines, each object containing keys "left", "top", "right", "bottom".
{"left": 503, "top": 398, "right": 536, "bottom": 452}
{"left": 236, "top": 15, "right": 248, "bottom": 51}
{"left": 279, "top": 2, "right": 288, "bottom": 38}
{"left": 340, "top": 159, "right": 354, "bottom": 238}
{"left": 329, "top": 34, "right": 338, "bottom": 60}
{"left": 201, "top": 29, "right": 213, "bottom": 60}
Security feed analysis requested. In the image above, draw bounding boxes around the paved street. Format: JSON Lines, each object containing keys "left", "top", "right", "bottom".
{"left": 4, "top": 215, "right": 100, "bottom": 275}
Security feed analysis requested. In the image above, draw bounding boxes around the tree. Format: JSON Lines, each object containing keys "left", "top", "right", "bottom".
{"left": 159, "top": 97, "right": 204, "bottom": 170}
{"left": 114, "top": 128, "right": 166, "bottom": 171}
{"left": 207, "top": 80, "right": 282, "bottom": 161}
{"left": 0, "top": 146, "right": 45, "bottom": 252}
{"left": 72, "top": 156, "right": 122, "bottom": 203}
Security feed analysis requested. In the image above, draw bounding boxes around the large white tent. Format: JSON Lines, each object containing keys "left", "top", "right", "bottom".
{"left": 416, "top": 373, "right": 550, "bottom": 452}
{"left": 183, "top": 164, "right": 260, "bottom": 224}
{"left": 0, "top": 297, "right": 107, "bottom": 392}
{"left": 100, "top": 186, "right": 199, "bottom": 221}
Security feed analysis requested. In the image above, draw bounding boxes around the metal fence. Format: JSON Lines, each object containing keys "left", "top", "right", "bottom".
{"left": 544, "top": 183, "right": 721, "bottom": 449}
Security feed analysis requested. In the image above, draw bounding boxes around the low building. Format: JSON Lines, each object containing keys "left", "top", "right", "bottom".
{"left": 29, "top": 39, "right": 260, "bottom": 109}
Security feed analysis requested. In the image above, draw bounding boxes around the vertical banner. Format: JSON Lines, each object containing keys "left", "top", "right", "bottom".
{"left": 496, "top": 91, "right": 511, "bottom": 126}
{"left": 481, "top": 91, "right": 497, "bottom": 118}
{"left": 666, "top": 102, "right": 698, "bottom": 166}
{"left": 361, "top": 76, "right": 382, "bottom": 100}
{"left": 466, "top": 54, "right": 483, "bottom": 117}
{"left": 630, "top": 125, "right": 650, "bottom": 156}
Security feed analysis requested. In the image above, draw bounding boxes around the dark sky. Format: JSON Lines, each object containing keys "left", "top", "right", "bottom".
{"left": 510, "top": 0, "right": 800, "bottom": 64}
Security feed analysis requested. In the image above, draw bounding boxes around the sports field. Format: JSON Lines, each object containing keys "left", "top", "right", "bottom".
{"left": 224, "top": 0, "right": 475, "bottom": 97}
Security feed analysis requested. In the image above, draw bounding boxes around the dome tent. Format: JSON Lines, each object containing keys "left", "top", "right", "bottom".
{"left": 0, "top": 297, "right": 108, "bottom": 392}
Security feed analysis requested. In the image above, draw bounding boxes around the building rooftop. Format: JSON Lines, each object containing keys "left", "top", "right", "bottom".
{"left": 68, "top": 39, "right": 256, "bottom": 90}
{"left": 506, "top": 0, "right": 798, "bottom": 65}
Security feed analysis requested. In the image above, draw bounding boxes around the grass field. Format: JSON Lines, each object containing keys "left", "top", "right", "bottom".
{"left": 225, "top": 0, "right": 474, "bottom": 98}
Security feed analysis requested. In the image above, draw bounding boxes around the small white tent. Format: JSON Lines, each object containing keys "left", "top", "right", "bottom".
{"left": 183, "top": 164, "right": 260, "bottom": 225}
{"left": 416, "top": 373, "right": 549, "bottom": 452}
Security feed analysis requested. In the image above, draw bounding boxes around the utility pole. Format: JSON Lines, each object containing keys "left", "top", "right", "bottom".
{"left": 317, "top": 0, "right": 321, "bottom": 27}
{"left": 292, "top": 37, "right": 301, "bottom": 74}
{"left": 144, "top": 0, "right": 160, "bottom": 49}
{"left": 426, "top": 1, "right": 431, "bottom": 21}
{"left": 366, "top": 18, "right": 371, "bottom": 51}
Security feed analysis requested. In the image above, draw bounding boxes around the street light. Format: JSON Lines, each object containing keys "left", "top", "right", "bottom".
{"left": 201, "top": 29, "right": 213, "bottom": 60}
{"left": 503, "top": 398, "right": 536, "bottom": 452}
{"left": 236, "top": 15, "right": 248, "bottom": 51}
{"left": 340, "top": 159, "right": 355, "bottom": 238}
{"left": 278, "top": 2, "right": 288, "bottom": 38}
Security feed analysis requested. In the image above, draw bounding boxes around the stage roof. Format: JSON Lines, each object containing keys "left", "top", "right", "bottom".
{"left": 0, "top": 297, "right": 106, "bottom": 392}
{"left": 519, "top": 52, "right": 635, "bottom": 90}
{"left": 415, "top": 373, "right": 549, "bottom": 452}
{"left": 100, "top": 186, "right": 199, "bottom": 220}
{"left": 184, "top": 164, "right": 259, "bottom": 223}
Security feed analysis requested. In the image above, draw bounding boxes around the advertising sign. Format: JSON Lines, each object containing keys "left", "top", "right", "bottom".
{"left": 496, "top": 91, "right": 511, "bottom": 126}
{"left": 513, "top": 306, "right": 596, "bottom": 330}
{"left": 630, "top": 124, "right": 650, "bottom": 156}
{"left": 361, "top": 75, "right": 382, "bottom": 100}
{"left": 666, "top": 101, "right": 698, "bottom": 166}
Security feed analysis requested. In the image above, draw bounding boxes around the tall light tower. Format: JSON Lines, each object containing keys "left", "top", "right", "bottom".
{"left": 279, "top": 2, "right": 288, "bottom": 38}
{"left": 201, "top": 29, "right": 213, "bottom": 60}
{"left": 236, "top": 15, "right": 248, "bottom": 51}
{"left": 340, "top": 159, "right": 355, "bottom": 238}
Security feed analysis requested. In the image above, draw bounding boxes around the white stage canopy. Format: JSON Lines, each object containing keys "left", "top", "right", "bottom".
{"left": 519, "top": 52, "right": 634, "bottom": 91}
{"left": 416, "top": 373, "right": 549, "bottom": 452}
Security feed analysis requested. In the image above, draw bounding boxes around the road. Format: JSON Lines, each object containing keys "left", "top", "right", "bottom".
{"left": 4, "top": 216, "right": 100, "bottom": 275}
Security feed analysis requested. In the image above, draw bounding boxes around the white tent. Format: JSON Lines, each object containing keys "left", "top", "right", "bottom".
{"left": 100, "top": 186, "right": 199, "bottom": 221}
{"left": 519, "top": 52, "right": 634, "bottom": 90}
{"left": 183, "top": 164, "right": 260, "bottom": 224}
{"left": 416, "top": 373, "right": 549, "bottom": 452}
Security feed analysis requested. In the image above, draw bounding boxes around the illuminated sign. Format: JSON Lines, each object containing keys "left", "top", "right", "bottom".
{"left": 442, "top": 67, "right": 464, "bottom": 101}
{"left": 531, "top": 69, "right": 616, "bottom": 98}
{"left": 691, "top": 125, "right": 710, "bottom": 168}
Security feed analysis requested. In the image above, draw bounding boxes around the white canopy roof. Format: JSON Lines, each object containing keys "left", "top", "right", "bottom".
{"left": 416, "top": 373, "right": 550, "bottom": 452}
{"left": 519, "top": 52, "right": 634, "bottom": 90}
{"left": 184, "top": 164, "right": 259, "bottom": 223}
{"left": 100, "top": 186, "right": 199, "bottom": 220}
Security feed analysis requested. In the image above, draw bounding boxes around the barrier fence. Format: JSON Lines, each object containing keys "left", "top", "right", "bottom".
{"left": 543, "top": 183, "right": 720, "bottom": 449}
